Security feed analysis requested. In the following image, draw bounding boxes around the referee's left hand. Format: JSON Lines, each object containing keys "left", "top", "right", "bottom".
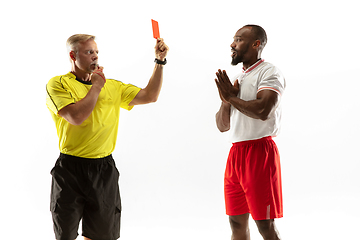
{"left": 155, "top": 38, "right": 169, "bottom": 61}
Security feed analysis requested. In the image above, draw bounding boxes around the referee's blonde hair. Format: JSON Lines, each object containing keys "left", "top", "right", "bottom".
{"left": 66, "top": 34, "right": 96, "bottom": 53}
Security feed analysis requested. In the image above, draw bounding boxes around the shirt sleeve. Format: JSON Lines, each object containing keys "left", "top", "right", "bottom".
{"left": 46, "top": 76, "right": 76, "bottom": 115}
{"left": 117, "top": 81, "right": 141, "bottom": 110}
{"left": 257, "top": 65, "right": 286, "bottom": 96}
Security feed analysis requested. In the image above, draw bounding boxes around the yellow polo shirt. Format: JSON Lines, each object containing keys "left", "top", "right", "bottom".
{"left": 46, "top": 72, "right": 141, "bottom": 158}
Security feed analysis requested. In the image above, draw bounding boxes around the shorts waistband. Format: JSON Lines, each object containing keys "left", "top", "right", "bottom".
{"left": 232, "top": 136, "right": 272, "bottom": 146}
{"left": 59, "top": 153, "right": 113, "bottom": 163}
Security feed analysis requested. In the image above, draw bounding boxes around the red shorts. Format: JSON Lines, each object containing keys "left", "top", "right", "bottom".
{"left": 224, "top": 136, "right": 283, "bottom": 220}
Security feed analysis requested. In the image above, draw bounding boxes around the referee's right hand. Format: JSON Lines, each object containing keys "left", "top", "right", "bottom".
{"left": 91, "top": 66, "right": 106, "bottom": 89}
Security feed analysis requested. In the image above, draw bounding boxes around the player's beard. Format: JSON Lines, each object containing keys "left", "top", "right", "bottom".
{"left": 231, "top": 53, "right": 242, "bottom": 66}
{"left": 231, "top": 49, "right": 249, "bottom": 66}
{"left": 231, "top": 44, "right": 250, "bottom": 66}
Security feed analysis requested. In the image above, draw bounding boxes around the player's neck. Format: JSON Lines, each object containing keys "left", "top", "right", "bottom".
{"left": 243, "top": 57, "right": 262, "bottom": 71}
{"left": 243, "top": 52, "right": 262, "bottom": 70}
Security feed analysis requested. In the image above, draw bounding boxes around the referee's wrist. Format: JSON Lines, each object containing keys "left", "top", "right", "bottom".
{"left": 154, "top": 58, "right": 167, "bottom": 65}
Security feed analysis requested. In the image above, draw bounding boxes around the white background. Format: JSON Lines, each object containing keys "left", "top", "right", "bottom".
{"left": 1, "top": 0, "right": 359, "bottom": 239}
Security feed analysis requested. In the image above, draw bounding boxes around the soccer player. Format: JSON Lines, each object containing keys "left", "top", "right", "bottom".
{"left": 215, "top": 25, "right": 286, "bottom": 240}
{"left": 46, "top": 34, "right": 169, "bottom": 240}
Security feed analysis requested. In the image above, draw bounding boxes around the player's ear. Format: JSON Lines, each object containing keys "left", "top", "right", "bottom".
{"left": 253, "top": 40, "right": 261, "bottom": 49}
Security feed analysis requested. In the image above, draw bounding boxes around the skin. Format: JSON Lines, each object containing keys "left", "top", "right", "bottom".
{"left": 59, "top": 38, "right": 169, "bottom": 126}
{"left": 215, "top": 27, "right": 281, "bottom": 240}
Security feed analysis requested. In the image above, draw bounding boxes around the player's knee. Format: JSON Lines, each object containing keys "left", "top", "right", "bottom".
{"left": 229, "top": 215, "right": 249, "bottom": 230}
{"left": 255, "top": 220, "right": 280, "bottom": 240}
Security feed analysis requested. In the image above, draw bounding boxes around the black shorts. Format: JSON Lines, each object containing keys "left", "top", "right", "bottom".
{"left": 50, "top": 153, "right": 121, "bottom": 240}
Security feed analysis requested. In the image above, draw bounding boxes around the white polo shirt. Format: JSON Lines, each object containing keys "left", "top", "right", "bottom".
{"left": 229, "top": 59, "right": 286, "bottom": 143}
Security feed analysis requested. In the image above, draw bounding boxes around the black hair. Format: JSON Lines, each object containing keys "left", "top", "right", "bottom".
{"left": 244, "top": 24, "right": 267, "bottom": 48}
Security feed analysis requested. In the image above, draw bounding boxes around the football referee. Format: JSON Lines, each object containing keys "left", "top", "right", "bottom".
{"left": 46, "top": 34, "right": 168, "bottom": 240}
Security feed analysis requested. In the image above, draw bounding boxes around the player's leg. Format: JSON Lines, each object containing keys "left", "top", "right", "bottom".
{"left": 243, "top": 137, "right": 283, "bottom": 240}
{"left": 229, "top": 213, "right": 250, "bottom": 240}
{"left": 225, "top": 143, "right": 251, "bottom": 240}
{"left": 255, "top": 219, "right": 281, "bottom": 240}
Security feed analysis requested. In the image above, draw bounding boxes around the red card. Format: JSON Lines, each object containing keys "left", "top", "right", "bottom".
{"left": 151, "top": 19, "right": 160, "bottom": 39}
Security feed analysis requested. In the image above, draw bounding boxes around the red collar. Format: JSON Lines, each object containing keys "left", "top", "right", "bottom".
{"left": 243, "top": 59, "right": 264, "bottom": 73}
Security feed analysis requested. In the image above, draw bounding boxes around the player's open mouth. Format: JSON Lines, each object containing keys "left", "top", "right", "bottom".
{"left": 231, "top": 48, "right": 237, "bottom": 58}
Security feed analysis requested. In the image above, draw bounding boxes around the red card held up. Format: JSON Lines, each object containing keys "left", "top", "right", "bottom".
{"left": 151, "top": 19, "right": 160, "bottom": 39}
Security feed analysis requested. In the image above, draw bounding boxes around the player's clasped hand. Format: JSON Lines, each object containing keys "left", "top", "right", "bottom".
{"left": 215, "top": 69, "right": 240, "bottom": 103}
{"left": 91, "top": 66, "right": 106, "bottom": 88}
{"left": 155, "top": 38, "right": 169, "bottom": 61}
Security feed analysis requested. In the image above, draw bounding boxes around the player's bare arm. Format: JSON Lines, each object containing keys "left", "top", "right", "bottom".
{"left": 129, "top": 38, "right": 169, "bottom": 106}
{"left": 215, "top": 69, "right": 278, "bottom": 121}
{"left": 216, "top": 102, "right": 231, "bottom": 132}
{"left": 215, "top": 70, "right": 239, "bottom": 132}
{"left": 58, "top": 67, "right": 106, "bottom": 125}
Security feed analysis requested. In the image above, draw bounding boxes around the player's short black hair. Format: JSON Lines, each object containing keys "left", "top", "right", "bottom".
{"left": 244, "top": 24, "right": 267, "bottom": 48}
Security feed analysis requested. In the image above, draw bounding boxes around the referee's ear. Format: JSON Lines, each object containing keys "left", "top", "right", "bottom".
{"left": 70, "top": 51, "right": 76, "bottom": 61}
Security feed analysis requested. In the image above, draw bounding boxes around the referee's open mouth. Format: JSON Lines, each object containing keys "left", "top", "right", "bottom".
{"left": 90, "top": 63, "right": 98, "bottom": 70}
